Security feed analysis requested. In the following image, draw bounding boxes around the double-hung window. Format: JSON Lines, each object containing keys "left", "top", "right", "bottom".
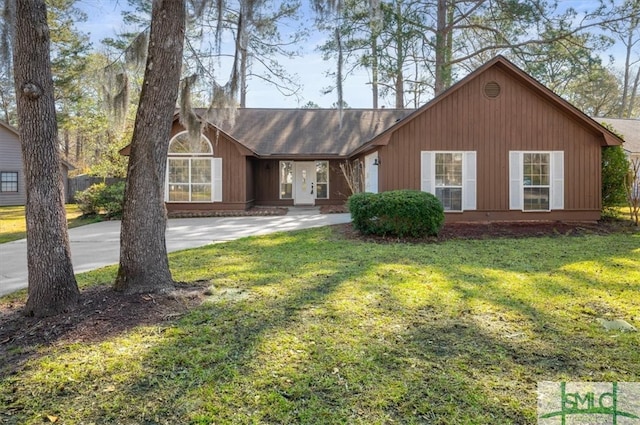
{"left": 421, "top": 151, "right": 476, "bottom": 211}
{"left": 0, "top": 172, "right": 18, "bottom": 192}
{"left": 315, "top": 161, "right": 329, "bottom": 199}
{"left": 166, "top": 131, "right": 222, "bottom": 202}
{"left": 510, "top": 151, "right": 563, "bottom": 211}
{"left": 280, "top": 161, "right": 293, "bottom": 199}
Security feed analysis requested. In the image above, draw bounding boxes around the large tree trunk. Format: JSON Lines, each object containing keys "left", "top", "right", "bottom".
{"left": 114, "top": 0, "right": 186, "bottom": 294}
{"left": 13, "top": 0, "right": 79, "bottom": 317}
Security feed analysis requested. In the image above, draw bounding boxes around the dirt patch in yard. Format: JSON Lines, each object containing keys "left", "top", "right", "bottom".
{"left": 0, "top": 282, "right": 210, "bottom": 377}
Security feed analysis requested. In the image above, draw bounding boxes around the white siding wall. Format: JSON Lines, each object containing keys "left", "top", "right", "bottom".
{"left": 0, "top": 125, "right": 25, "bottom": 206}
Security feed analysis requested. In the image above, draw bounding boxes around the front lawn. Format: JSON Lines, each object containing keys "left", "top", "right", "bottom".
{"left": 1, "top": 226, "right": 639, "bottom": 424}
{"left": 0, "top": 205, "right": 100, "bottom": 244}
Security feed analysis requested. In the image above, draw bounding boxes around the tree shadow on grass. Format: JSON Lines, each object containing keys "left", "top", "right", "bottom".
{"left": 1, "top": 228, "right": 639, "bottom": 424}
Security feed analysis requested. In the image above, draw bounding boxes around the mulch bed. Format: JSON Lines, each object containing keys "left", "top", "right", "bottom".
{"left": 0, "top": 283, "right": 210, "bottom": 377}
{"left": 336, "top": 219, "right": 631, "bottom": 243}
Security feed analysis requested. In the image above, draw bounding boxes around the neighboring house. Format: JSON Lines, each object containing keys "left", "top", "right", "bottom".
{"left": 0, "top": 120, "right": 74, "bottom": 206}
{"left": 595, "top": 117, "right": 640, "bottom": 163}
{"left": 125, "top": 55, "right": 623, "bottom": 222}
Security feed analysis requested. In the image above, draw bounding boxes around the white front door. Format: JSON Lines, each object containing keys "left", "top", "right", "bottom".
{"left": 294, "top": 162, "right": 316, "bottom": 205}
{"left": 365, "top": 152, "right": 379, "bottom": 193}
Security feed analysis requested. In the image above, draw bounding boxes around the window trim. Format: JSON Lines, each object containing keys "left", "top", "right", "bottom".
{"left": 168, "top": 131, "right": 213, "bottom": 156}
{"left": 166, "top": 157, "right": 214, "bottom": 203}
{"left": 166, "top": 131, "right": 221, "bottom": 203}
{"left": 509, "top": 151, "right": 564, "bottom": 212}
{"left": 421, "top": 151, "right": 476, "bottom": 212}
{"left": 0, "top": 171, "right": 18, "bottom": 193}
{"left": 315, "top": 160, "right": 329, "bottom": 200}
{"left": 435, "top": 152, "right": 464, "bottom": 212}
{"left": 279, "top": 160, "right": 293, "bottom": 200}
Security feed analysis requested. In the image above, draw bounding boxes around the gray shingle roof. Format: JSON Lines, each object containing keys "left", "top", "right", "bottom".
{"left": 204, "top": 108, "right": 413, "bottom": 157}
{"left": 595, "top": 117, "right": 640, "bottom": 154}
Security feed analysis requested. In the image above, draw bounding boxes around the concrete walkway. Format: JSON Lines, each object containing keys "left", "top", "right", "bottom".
{"left": 0, "top": 208, "right": 351, "bottom": 297}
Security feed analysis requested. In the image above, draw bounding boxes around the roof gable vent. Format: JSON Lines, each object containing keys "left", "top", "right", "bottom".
{"left": 484, "top": 81, "right": 501, "bottom": 98}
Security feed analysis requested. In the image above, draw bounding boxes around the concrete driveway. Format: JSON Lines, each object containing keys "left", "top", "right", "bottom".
{"left": 0, "top": 208, "right": 351, "bottom": 297}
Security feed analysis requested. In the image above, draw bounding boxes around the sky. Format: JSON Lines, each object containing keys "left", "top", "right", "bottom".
{"left": 75, "top": 0, "right": 374, "bottom": 109}
{"left": 74, "top": 0, "right": 631, "bottom": 110}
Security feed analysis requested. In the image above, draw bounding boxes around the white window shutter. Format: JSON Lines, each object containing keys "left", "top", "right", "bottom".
{"left": 165, "top": 159, "right": 170, "bottom": 202}
{"left": 509, "top": 151, "right": 523, "bottom": 210}
{"left": 420, "top": 151, "right": 434, "bottom": 194}
{"left": 463, "top": 151, "right": 477, "bottom": 210}
{"left": 213, "top": 158, "right": 223, "bottom": 202}
{"left": 550, "top": 151, "right": 564, "bottom": 210}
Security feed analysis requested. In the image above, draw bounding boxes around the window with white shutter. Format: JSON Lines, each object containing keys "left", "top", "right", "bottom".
{"left": 509, "top": 151, "right": 564, "bottom": 211}
{"left": 421, "top": 151, "right": 476, "bottom": 212}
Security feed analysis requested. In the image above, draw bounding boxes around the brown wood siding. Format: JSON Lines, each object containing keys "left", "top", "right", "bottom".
{"left": 254, "top": 159, "right": 281, "bottom": 204}
{"left": 246, "top": 157, "right": 255, "bottom": 204}
{"left": 377, "top": 66, "right": 604, "bottom": 222}
{"left": 208, "top": 129, "right": 247, "bottom": 204}
{"left": 328, "top": 160, "right": 350, "bottom": 202}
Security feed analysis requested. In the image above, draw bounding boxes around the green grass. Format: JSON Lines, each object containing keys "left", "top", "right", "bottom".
{"left": 0, "top": 205, "right": 101, "bottom": 243}
{"left": 2, "top": 226, "right": 640, "bottom": 424}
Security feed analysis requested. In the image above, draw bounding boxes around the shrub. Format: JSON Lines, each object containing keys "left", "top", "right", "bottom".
{"left": 75, "top": 181, "right": 125, "bottom": 218}
{"left": 348, "top": 190, "right": 445, "bottom": 237}
{"left": 602, "top": 145, "right": 629, "bottom": 208}
{"left": 100, "top": 181, "right": 126, "bottom": 218}
{"left": 75, "top": 183, "right": 105, "bottom": 216}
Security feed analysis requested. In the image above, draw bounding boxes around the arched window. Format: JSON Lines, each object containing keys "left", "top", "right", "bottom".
{"left": 168, "top": 132, "right": 213, "bottom": 155}
{"left": 166, "top": 131, "right": 221, "bottom": 202}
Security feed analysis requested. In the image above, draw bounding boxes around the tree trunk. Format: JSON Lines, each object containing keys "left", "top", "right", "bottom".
{"left": 13, "top": 0, "right": 79, "bottom": 317}
{"left": 114, "top": 0, "right": 186, "bottom": 295}
{"left": 434, "top": 0, "right": 450, "bottom": 95}
{"left": 619, "top": 29, "right": 633, "bottom": 116}
{"left": 336, "top": 26, "right": 344, "bottom": 122}
{"left": 63, "top": 128, "right": 70, "bottom": 158}
{"left": 626, "top": 65, "right": 640, "bottom": 118}
{"left": 371, "top": 32, "right": 379, "bottom": 109}
{"left": 394, "top": 0, "right": 405, "bottom": 108}
{"left": 240, "top": 50, "right": 248, "bottom": 108}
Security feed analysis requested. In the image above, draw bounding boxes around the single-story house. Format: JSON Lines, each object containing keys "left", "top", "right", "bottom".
{"left": 125, "top": 55, "right": 624, "bottom": 222}
{"left": 0, "top": 120, "right": 74, "bottom": 206}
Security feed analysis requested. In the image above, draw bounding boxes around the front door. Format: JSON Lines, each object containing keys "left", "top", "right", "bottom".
{"left": 294, "top": 162, "right": 316, "bottom": 205}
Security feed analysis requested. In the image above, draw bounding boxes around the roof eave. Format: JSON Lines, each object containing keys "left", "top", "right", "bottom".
{"left": 255, "top": 153, "right": 347, "bottom": 160}
{"left": 0, "top": 120, "right": 18, "bottom": 135}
